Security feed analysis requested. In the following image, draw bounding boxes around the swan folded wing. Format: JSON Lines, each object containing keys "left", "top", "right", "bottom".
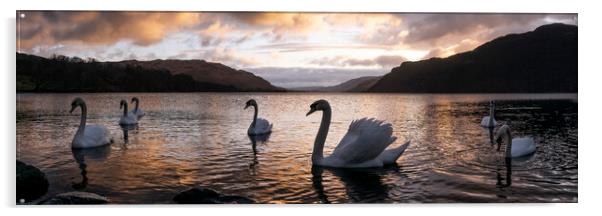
{"left": 134, "top": 109, "right": 145, "bottom": 118}
{"left": 511, "top": 137, "right": 536, "bottom": 157}
{"left": 128, "top": 111, "right": 137, "bottom": 118}
{"left": 481, "top": 116, "right": 496, "bottom": 127}
{"left": 254, "top": 118, "right": 273, "bottom": 133}
{"left": 120, "top": 113, "right": 138, "bottom": 125}
{"left": 331, "top": 118, "right": 396, "bottom": 163}
{"left": 480, "top": 116, "right": 489, "bottom": 125}
{"left": 129, "top": 110, "right": 145, "bottom": 118}
{"left": 81, "top": 125, "right": 111, "bottom": 147}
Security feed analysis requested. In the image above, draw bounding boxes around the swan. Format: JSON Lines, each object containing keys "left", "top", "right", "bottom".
{"left": 69, "top": 98, "right": 112, "bottom": 149}
{"left": 481, "top": 101, "right": 497, "bottom": 128}
{"left": 119, "top": 99, "right": 138, "bottom": 125}
{"left": 305, "top": 99, "right": 410, "bottom": 168}
{"left": 494, "top": 124, "right": 536, "bottom": 158}
{"left": 244, "top": 99, "right": 273, "bottom": 135}
{"left": 130, "top": 97, "right": 145, "bottom": 120}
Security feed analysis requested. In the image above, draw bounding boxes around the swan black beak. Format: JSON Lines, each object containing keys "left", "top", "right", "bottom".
{"left": 69, "top": 106, "right": 76, "bottom": 113}
{"left": 306, "top": 108, "right": 316, "bottom": 116}
{"left": 244, "top": 104, "right": 250, "bottom": 110}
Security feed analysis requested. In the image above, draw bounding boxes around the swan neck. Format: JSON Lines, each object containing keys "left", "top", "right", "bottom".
{"left": 134, "top": 100, "right": 139, "bottom": 111}
{"left": 489, "top": 103, "right": 495, "bottom": 125}
{"left": 251, "top": 104, "right": 258, "bottom": 127}
{"left": 313, "top": 106, "right": 331, "bottom": 164}
{"left": 78, "top": 103, "right": 87, "bottom": 134}
{"left": 122, "top": 103, "right": 128, "bottom": 117}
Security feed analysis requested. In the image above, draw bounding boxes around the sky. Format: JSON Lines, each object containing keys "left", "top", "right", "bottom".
{"left": 16, "top": 11, "right": 577, "bottom": 88}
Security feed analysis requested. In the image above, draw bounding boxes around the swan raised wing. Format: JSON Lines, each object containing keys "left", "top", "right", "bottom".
{"left": 331, "top": 118, "right": 397, "bottom": 163}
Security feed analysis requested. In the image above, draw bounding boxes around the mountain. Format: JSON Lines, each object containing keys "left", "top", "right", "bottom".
{"left": 117, "top": 59, "right": 283, "bottom": 92}
{"left": 291, "top": 76, "right": 381, "bottom": 92}
{"left": 346, "top": 76, "right": 381, "bottom": 92}
{"left": 368, "top": 23, "right": 577, "bottom": 93}
{"left": 16, "top": 53, "right": 284, "bottom": 92}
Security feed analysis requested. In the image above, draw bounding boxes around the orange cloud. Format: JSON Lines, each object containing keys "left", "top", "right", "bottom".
{"left": 17, "top": 11, "right": 577, "bottom": 69}
{"left": 423, "top": 39, "right": 482, "bottom": 59}
{"left": 18, "top": 11, "right": 201, "bottom": 50}
{"left": 227, "top": 12, "right": 328, "bottom": 40}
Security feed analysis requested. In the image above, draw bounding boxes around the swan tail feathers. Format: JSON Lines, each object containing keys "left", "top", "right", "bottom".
{"left": 381, "top": 140, "right": 410, "bottom": 165}
{"left": 388, "top": 136, "right": 398, "bottom": 145}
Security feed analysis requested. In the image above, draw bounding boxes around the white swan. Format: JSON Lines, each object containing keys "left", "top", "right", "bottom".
{"left": 481, "top": 101, "right": 497, "bottom": 128}
{"left": 119, "top": 99, "right": 138, "bottom": 125}
{"left": 129, "top": 97, "right": 145, "bottom": 120}
{"left": 306, "top": 99, "right": 410, "bottom": 168}
{"left": 244, "top": 99, "right": 273, "bottom": 135}
{"left": 70, "top": 98, "right": 112, "bottom": 149}
{"left": 494, "top": 124, "right": 536, "bottom": 158}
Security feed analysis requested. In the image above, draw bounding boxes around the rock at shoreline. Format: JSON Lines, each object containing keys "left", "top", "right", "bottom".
{"left": 173, "top": 187, "right": 256, "bottom": 204}
{"left": 16, "top": 160, "right": 49, "bottom": 203}
{"left": 42, "top": 191, "right": 109, "bottom": 204}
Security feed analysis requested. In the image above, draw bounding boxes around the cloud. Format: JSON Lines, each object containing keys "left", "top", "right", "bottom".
{"left": 374, "top": 55, "right": 406, "bottom": 67}
{"left": 422, "top": 38, "right": 482, "bottom": 59}
{"left": 254, "top": 42, "right": 388, "bottom": 54}
{"left": 17, "top": 11, "right": 577, "bottom": 71}
{"left": 189, "top": 46, "right": 258, "bottom": 68}
{"left": 18, "top": 11, "right": 201, "bottom": 50}
{"left": 310, "top": 55, "right": 406, "bottom": 68}
{"left": 399, "top": 14, "right": 577, "bottom": 58}
{"left": 227, "top": 12, "right": 327, "bottom": 38}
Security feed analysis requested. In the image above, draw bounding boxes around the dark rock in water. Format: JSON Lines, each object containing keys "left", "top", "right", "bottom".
{"left": 173, "top": 187, "right": 256, "bottom": 204}
{"left": 42, "top": 191, "right": 109, "bottom": 204}
{"left": 16, "top": 160, "right": 49, "bottom": 203}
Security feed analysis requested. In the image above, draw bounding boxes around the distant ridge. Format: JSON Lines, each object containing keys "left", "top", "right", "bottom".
{"left": 117, "top": 59, "right": 283, "bottom": 92}
{"left": 291, "top": 76, "right": 381, "bottom": 92}
{"left": 368, "top": 23, "right": 577, "bottom": 93}
{"left": 16, "top": 53, "right": 284, "bottom": 92}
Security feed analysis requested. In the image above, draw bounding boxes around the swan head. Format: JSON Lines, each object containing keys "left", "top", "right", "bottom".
{"left": 306, "top": 99, "right": 330, "bottom": 116}
{"left": 120, "top": 99, "right": 128, "bottom": 109}
{"left": 131, "top": 97, "right": 139, "bottom": 104}
{"left": 70, "top": 97, "right": 85, "bottom": 113}
{"left": 244, "top": 99, "right": 257, "bottom": 110}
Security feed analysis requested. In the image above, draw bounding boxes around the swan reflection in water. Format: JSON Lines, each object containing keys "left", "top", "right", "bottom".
{"left": 487, "top": 127, "right": 495, "bottom": 145}
{"left": 120, "top": 124, "right": 138, "bottom": 145}
{"left": 494, "top": 152, "right": 536, "bottom": 200}
{"left": 71, "top": 145, "right": 111, "bottom": 190}
{"left": 248, "top": 133, "right": 270, "bottom": 169}
{"left": 496, "top": 157, "right": 512, "bottom": 189}
{"left": 311, "top": 165, "right": 399, "bottom": 203}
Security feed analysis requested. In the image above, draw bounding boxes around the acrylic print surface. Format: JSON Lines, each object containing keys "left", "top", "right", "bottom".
{"left": 16, "top": 11, "right": 577, "bottom": 204}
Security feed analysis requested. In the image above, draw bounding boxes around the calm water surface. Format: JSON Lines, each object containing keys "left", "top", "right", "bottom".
{"left": 16, "top": 93, "right": 577, "bottom": 203}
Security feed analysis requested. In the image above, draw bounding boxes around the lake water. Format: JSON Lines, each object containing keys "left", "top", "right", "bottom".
{"left": 16, "top": 93, "right": 578, "bottom": 203}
